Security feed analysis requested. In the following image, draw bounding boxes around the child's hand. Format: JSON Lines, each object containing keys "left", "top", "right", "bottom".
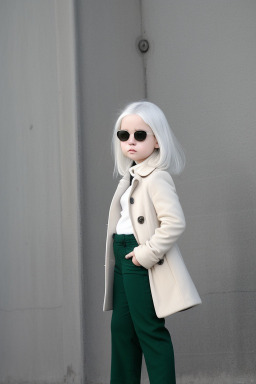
{"left": 125, "top": 251, "right": 141, "bottom": 266}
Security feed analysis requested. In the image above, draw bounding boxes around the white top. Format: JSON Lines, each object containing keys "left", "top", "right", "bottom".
{"left": 116, "top": 185, "right": 133, "bottom": 234}
{"left": 115, "top": 161, "right": 144, "bottom": 235}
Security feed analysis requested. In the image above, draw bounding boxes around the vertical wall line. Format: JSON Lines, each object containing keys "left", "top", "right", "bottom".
{"left": 72, "top": 0, "right": 87, "bottom": 382}
{"left": 139, "top": 0, "right": 148, "bottom": 99}
{"left": 54, "top": 0, "right": 84, "bottom": 382}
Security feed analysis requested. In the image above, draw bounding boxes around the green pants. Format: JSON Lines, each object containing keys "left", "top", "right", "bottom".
{"left": 111, "top": 234, "right": 176, "bottom": 384}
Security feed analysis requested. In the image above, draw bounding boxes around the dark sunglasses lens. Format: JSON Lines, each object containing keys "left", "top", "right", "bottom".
{"left": 134, "top": 131, "right": 147, "bottom": 141}
{"left": 117, "top": 131, "right": 129, "bottom": 141}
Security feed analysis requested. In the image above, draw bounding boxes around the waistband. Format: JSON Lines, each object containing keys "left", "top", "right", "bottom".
{"left": 112, "top": 233, "right": 138, "bottom": 245}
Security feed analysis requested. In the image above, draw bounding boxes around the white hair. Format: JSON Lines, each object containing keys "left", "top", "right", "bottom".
{"left": 112, "top": 101, "right": 185, "bottom": 176}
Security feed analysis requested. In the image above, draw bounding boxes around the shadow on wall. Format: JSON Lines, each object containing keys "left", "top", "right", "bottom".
{"left": 224, "top": 162, "right": 256, "bottom": 372}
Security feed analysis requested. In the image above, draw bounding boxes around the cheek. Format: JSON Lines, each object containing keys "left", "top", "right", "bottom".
{"left": 120, "top": 142, "right": 126, "bottom": 152}
{"left": 145, "top": 140, "right": 157, "bottom": 153}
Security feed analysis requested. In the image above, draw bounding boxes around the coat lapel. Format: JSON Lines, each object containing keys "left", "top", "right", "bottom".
{"left": 107, "top": 150, "right": 159, "bottom": 235}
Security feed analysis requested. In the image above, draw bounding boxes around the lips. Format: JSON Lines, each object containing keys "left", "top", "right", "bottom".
{"left": 128, "top": 149, "right": 136, "bottom": 153}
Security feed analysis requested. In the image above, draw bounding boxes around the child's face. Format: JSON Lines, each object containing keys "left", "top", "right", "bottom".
{"left": 119, "top": 114, "right": 159, "bottom": 164}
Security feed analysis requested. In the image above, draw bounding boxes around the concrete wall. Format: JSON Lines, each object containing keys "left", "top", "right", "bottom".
{"left": 143, "top": 1, "right": 256, "bottom": 382}
{"left": 1, "top": 0, "right": 255, "bottom": 383}
{"left": 75, "top": 1, "right": 145, "bottom": 382}
{"left": 0, "top": 1, "right": 82, "bottom": 383}
{"left": 76, "top": 0, "right": 256, "bottom": 383}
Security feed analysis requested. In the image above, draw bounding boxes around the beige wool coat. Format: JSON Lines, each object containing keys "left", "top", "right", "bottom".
{"left": 103, "top": 152, "right": 201, "bottom": 318}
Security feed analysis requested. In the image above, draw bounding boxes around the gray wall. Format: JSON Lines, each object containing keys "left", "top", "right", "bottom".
{"left": 1, "top": 0, "right": 255, "bottom": 383}
{"left": 75, "top": 0, "right": 145, "bottom": 382}
{"left": 0, "top": 1, "right": 82, "bottom": 383}
{"left": 144, "top": 1, "right": 256, "bottom": 383}
{"left": 77, "top": 1, "right": 256, "bottom": 383}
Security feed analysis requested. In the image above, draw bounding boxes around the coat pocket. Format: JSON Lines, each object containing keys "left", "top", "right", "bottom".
{"left": 148, "top": 244, "right": 202, "bottom": 318}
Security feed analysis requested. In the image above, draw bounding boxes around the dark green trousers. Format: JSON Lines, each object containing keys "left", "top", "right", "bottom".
{"left": 111, "top": 234, "right": 176, "bottom": 384}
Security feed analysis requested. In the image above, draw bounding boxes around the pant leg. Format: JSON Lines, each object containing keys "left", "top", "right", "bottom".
{"left": 110, "top": 236, "right": 142, "bottom": 384}
{"left": 123, "top": 260, "right": 176, "bottom": 384}
{"left": 111, "top": 234, "right": 176, "bottom": 384}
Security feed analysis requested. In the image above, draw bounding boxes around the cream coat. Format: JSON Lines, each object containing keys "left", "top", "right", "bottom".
{"left": 103, "top": 153, "right": 201, "bottom": 318}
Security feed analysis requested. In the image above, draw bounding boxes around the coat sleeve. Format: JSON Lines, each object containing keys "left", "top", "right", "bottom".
{"left": 134, "top": 171, "right": 186, "bottom": 269}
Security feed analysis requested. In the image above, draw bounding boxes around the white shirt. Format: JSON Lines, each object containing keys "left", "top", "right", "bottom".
{"left": 115, "top": 161, "right": 143, "bottom": 234}
{"left": 116, "top": 162, "right": 145, "bottom": 235}
{"left": 115, "top": 185, "right": 133, "bottom": 234}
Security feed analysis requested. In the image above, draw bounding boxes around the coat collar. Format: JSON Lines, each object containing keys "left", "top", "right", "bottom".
{"left": 129, "top": 150, "right": 160, "bottom": 178}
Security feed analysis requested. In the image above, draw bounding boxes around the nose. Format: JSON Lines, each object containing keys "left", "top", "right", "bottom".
{"left": 127, "top": 133, "right": 136, "bottom": 144}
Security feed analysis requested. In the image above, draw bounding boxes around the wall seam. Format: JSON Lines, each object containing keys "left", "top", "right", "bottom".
{"left": 139, "top": 0, "right": 148, "bottom": 99}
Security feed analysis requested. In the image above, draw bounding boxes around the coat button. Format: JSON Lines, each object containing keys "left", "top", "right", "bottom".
{"left": 137, "top": 216, "right": 144, "bottom": 224}
{"left": 130, "top": 197, "right": 134, "bottom": 204}
{"left": 157, "top": 259, "right": 164, "bottom": 265}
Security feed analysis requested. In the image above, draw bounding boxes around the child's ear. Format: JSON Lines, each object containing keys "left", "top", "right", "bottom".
{"left": 154, "top": 140, "right": 160, "bottom": 149}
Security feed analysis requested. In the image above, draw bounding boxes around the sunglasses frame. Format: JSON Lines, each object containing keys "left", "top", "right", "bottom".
{"left": 117, "top": 130, "right": 154, "bottom": 142}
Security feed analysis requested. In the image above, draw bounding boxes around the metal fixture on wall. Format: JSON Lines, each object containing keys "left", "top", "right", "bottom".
{"left": 138, "top": 38, "right": 150, "bottom": 53}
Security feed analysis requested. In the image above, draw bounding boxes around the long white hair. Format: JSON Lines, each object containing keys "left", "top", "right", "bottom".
{"left": 112, "top": 101, "right": 185, "bottom": 176}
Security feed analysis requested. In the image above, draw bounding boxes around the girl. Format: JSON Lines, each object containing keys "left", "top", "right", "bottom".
{"left": 103, "top": 101, "right": 201, "bottom": 384}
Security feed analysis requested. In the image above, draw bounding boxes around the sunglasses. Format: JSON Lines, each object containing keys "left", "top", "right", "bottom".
{"left": 117, "top": 130, "right": 154, "bottom": 142}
